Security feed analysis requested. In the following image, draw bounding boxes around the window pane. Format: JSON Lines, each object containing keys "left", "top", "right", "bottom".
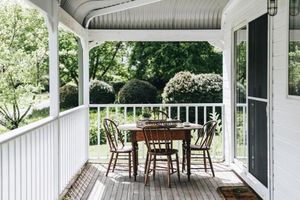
{"left": 234, "top": 26, "right": 248, "bottom": 165}
{"left": 289, "top": 0, "right": 300, "bottom": 96}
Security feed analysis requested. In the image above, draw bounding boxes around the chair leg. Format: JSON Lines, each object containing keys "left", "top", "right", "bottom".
{"left": 144, "top": 153, "right": 149, "bottom": 174}
{"left": 145, "top": 154, "right": 152, "bottom": 185}
{"left": 175, "top": 153, "right": 180, "bottom": 182}
{"left": 106, "top": 152, "right": 114, "bottom": 176}
{"left": 207, "top": 150, "right": 215, "bottom": 177}
{"left": 129, "top": 152, "right": 132, "bottom": 178}
{"left": 167, "top": 155, "right": 171, "bottom": 188}
{"left": 203, "top": 150, "right": 207, "bottom": 172}
{"left": 170, "top": 155, "right": 174, "bottom": 173}
{"left": 153, "top": 155, "right": 156, "bottom": 179}
{"left": 182, "top": 142, "right": 185, "bottom": 172}
{"left": 112, "top": 153, "right": 119, "bottom": 172}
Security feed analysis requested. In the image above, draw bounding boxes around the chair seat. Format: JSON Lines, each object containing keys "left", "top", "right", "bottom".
{"left": 190, "top": 144, "right": 210, "bottom": 150}
{"left": 149, "top": 148, "right": 178, "bottom": 155}
{"left": 112, "top": 146, "right": 133, "bottom": 153}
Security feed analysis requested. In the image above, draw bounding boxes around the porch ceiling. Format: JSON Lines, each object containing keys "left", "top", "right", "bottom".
{"left": 59, "top": 0, "right": 229, "bottom": 30}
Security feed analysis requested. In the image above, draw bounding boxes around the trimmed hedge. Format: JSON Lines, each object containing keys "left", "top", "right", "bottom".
{"left": 90, "top": 80, "right": 115, "bottom": 104}
{"left": 111, "top": 81, "right": 126, "bottom": 94}
{"left": 118, "top": 79, "right": 157, "bottom": 104}
{"left": 60, "top": 84, "right": 78, "bottom": 109}
{"left": 162, "top": 71, "right": 222, "bottom": 103}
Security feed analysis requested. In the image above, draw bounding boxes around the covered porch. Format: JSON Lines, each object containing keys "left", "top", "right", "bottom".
{"left": 1, "top": 0, "right": 299, "bottom": 200}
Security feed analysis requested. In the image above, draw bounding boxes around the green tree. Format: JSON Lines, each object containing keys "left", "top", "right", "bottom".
{"left": 0, "top": 3, "right": 47, "bottom": 129}
{"left": 59, "top": 26, "right": 79, "bottom": 86}
{"left": 128, "top": 42, "right": 222, "bottom": 90}
{"left": 89, "top": 42, "right": 129, "bottom": 82}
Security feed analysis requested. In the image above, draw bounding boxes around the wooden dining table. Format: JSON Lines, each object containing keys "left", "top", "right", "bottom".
{"left": 118, "top": 123, "right": 203, "bottom": 181}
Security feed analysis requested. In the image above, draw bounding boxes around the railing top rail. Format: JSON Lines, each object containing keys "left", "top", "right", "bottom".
{"left": 59, "top": 105, "right": 87, "bottom": 117}
{"left": 0, "top": 105, "right": 88, "bottom": 145}
{"left": 89, "top": 103, "right": 225, "bottom": 108}
{"left": 0, "top": 116, "right": 56, "bottom": 145}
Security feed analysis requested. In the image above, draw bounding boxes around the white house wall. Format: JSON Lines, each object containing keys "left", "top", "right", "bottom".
{"left": 223, "top": 0, "right": 300, "bottom": 199}
{"left": 272, "top": 0, "right": 300, "bottom": 199}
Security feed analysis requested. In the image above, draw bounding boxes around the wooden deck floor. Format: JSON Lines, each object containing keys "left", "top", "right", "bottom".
{"left": 63, "top": 162, "right": 244, "bottom": 200}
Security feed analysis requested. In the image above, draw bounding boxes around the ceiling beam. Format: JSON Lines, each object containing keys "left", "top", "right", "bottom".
{"left": 58, "top": 7, "right": 87, "bottom": 39}
{"left": 88, "top": 29, "right": 224, "bottom": 42}
{"left": 84, "top": 0, "right": 162, "bottom": 28}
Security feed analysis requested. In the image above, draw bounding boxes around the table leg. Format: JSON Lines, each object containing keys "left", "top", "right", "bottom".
{"left": 131, "top": 133, "right": 138, "bottom": 181}
{"left": 186, "top": 132, "right": 191, "bottom": 181}
{"left": 132, "top": 141, "right": 138, "bottom": 181}
{"left": 182, "top": 141, "right": 186, "bottom": 172}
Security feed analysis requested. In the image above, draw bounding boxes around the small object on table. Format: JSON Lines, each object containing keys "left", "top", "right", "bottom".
{"left": 183, "top": 122, "right": 191, "bottom": 127}
{"left": 136, "top": 119, "right": 181, "bottom": 128}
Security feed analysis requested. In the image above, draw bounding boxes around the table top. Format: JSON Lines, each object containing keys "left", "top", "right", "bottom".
{"left": 118, "top": 123, "right": 203, "bottom": 131}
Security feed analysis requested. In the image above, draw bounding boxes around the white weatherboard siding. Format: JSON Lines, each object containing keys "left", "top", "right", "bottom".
{"left": 272, "top": 0, "right": 300, "bottom": 199}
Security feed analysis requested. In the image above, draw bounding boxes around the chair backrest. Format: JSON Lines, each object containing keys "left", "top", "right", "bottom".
{"left": 194, "top": 120, "right": 217, "bottom": 149}
{"left": 152, "top": 110, "right": 169, "bottom": 120}
{"left": 142, "top": 125, "right": 174, "bottom": 153}
{"left": 103, "top": 118, "right": 124, "bottom": 151}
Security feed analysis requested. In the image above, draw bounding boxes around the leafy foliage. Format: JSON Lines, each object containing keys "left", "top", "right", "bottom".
{"left": 89, "top": 42, "right": 130, "bottom": 82}
{"left": 288, "top": 41, "right": 300, "bottom": 95}
{"left": 60, "top": 84, "right": 78, "bottom": 109}
{"left": 59, "top": 26, "right": 79, "bottom": 86}
{"left": 128, "top": 42, "right": 222, "bottom": 90}
{"left": 118, "top": 79, "right": 157, "bottom": 104}
{"left": 162, "top": 71, "right": 223, "bottom": 103}
{"left": 0, "top": 3, "right": 47, "bottom": 129}
{"left": 90, "top": 80, "right": 115, "bottom": 104}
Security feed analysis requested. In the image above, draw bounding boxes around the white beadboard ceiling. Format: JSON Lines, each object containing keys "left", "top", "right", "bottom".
{"left": 60, "top": 0, "right": 229, "bottom": 30}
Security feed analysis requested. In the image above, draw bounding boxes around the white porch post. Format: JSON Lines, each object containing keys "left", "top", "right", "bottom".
{"left": 80, "top": 38, "right": 90, "bottom": 160}
{"left": 46, "top": 1, "right": 60, "bottom": 198}
{"left": 78, "top": 40, "right": 84, "bottom": 105}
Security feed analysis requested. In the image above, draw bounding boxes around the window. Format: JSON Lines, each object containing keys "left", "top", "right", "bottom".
{"left": 289, "top": 0, "right": 300, "bottom": 96}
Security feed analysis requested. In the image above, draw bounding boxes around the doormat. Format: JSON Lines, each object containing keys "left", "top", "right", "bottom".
{"left": 217, "top": 186, "right": 260, "bottom": 200}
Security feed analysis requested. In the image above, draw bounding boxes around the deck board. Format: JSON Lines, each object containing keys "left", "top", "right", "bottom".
{"left": 63, "top": 162, "right": 244, "bottom": 200}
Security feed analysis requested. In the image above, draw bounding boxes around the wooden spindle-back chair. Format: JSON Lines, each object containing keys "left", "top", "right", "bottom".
{"left": 103, "top": 118, "right": 133, "bottom": 177}
{"left": 143, "top": 125, "right": 180, "bottom": 187}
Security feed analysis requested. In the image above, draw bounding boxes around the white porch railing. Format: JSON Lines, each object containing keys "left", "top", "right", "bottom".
{"left": 0, "top": 105, "right": 88, "bottom": 200}
{"left": 89, "top": 103, "right": 225, "bottom": 160}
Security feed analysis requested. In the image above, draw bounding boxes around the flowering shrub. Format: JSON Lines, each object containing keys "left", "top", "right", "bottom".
{"left": 118, "top": 79, "right": 157, "bottom": 103}
{"left": 162, "top": 71, "right": 222, "bottom": 103}
{"left": 90, "top": 80, "right": 115, "bottom": 104}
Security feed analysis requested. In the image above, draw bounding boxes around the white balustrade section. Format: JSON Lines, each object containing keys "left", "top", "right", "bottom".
{"left": 89, "top": 103, "right": 226, "bottom": 160}
{"left": 59, "top": 106, "right": 88, "bottom": 194}
{"left": 0, "top": 105, "right": 88, "bottom": 200}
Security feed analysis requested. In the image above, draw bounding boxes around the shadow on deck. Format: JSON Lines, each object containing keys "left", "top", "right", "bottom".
{"left": 63, "top": 162, "right": 244, "bottom": 200}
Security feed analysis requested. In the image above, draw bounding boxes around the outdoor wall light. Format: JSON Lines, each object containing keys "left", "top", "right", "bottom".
{"left": 268, "top": 0, "right": 278, "bottom": 16}
{"left": 290, "top": 0, "right": 300, "bottom": 16}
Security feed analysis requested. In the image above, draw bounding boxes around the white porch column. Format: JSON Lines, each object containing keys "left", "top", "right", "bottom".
{"left": 45, "top": 2, "right": 60, "bottom": 198}
{"left": 80, "top": 38, "right": 90, "bottom": 160}
{"left": 78, "top": 40, "right": 84, "bottom": 105}
{"left": 47, "top": 14, "right": 60, "bottom": 116}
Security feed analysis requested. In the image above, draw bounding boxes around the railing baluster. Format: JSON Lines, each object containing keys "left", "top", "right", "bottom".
{"left": 97, "top": 107, "right": 101, "bottom": 145}
{"left": 204, "top": 106, "right": 207, "bottom": 124}
{"left": 222, "top": 105, "right": 225, "bottom": 161}
{"left": 186, "top": 106, "right": 189, "bottom": 122}
{"left": 133, "top": 106, "right": 136, "bottom": 122}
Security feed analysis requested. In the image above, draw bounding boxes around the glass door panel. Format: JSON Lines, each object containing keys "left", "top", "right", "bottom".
{"left": 234, "top": 26, "right": 248, "bottom": 166}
